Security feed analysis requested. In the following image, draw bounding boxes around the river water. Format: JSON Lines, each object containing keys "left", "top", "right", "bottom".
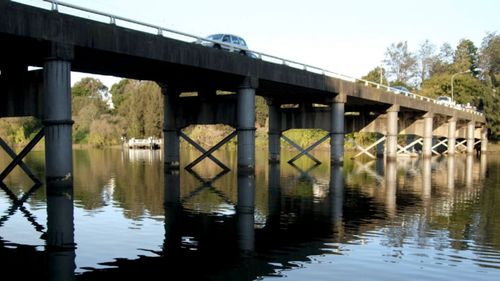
{"left": 1, "top": 147, "right": 500, "bottom": 280}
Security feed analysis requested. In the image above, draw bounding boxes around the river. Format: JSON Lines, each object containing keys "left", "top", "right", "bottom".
{"left": 1, "top": 147, "right": 499, "bottom": 280}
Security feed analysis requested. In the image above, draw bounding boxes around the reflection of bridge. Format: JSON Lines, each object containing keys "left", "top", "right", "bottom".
{"left": 0, "top": 149, "right": 492, "bottom": 279}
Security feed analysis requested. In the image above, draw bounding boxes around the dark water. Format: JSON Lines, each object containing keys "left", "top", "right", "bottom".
{"left": 1, "top": 147, "right": 500, "bottom": 280}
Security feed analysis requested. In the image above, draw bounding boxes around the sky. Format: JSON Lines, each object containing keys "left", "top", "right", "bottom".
{"left": 15, "top": 0, "right": 500, "bottom": 89}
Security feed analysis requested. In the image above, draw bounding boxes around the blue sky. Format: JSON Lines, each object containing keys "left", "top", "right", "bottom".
{"left": 16, "top": 0, "right": 500, "bottom": 88}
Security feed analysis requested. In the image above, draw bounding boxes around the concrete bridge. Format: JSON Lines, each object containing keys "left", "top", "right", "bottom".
{"left": 0, "top": 0, "right": 487, "bottom": 249}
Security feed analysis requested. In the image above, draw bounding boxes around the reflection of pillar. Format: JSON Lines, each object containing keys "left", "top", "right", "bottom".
{"left": 466, "top": 120, "right": 475, "bottom": 155}
{"left": 329, "top": 165, "right": 344, "bottom": 228}
{"left": 481, "top": 125, "right": 488, "bottom": 154}
{"left": 164, "top": 170, "right": 181, "bottom": 254}
{"left": 386, "top": 106, "right": 399, "bottom": 161}
{"left": 422, "top": 158, "right": 432, "bottom": 199}
{"left": 448, "top": 117, "right": 457, "bottom": 155}
{"left": 447, "top": 156, "right": 455, "bottom": 190}
{"left": 237, "top": 172, "right": 255, "bottom": 256}
{"left": 43, "top": 48, "right": 73, "bottom": 186}
{"left": 422, "top": 112, "right": 433, "bottom": 158}
{"left": 46, "top": 183, "right": 76, "bottom": 280}
{"left": 376, "top": 133, "right": 385, "bottom": 158}
{"left": 267, "top": 99, "right": 281, "bottom": 163}
{"left": 331, "top": 94, "right": 345, "bottom": 165}
{"left": 376, "top": 157, "right": 385, "bottom": 178}
{"left": 385, "top": 160, "right": 397, "bottom": 217}
{"left": 48, "top": 249, "right": 76, "bottom": 281}
{"left": 161, "top": 84, "right": 180, "bottom": 170}
{"left": 268, "top": 163, "right": 281, "bottom": 224}
{"left": 480, "top": 154, "right": 487, "bottom": 180}
{"left": 237, "top": 78, "right": 256, "bottom": 172}
{"left": 465, "top": 154, "right": 473, "bottom": 188}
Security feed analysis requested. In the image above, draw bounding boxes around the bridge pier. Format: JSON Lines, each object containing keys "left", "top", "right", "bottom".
{"left": 481, "top": 125, "right": 488, "bottom": 153}
{"left": 422, "top": 112, "right": 433, "bottom": 158}
{"left": 267, "top": 99, "right": 281, "bottom": 164}
{"left": 43, "top": 44, "right": 76, "bottom": 250}
{"left": 330, "top": 94, "right": 345, "bottom": 165}
{"left": 386, "top": 105, "right": 399, "bottom": 161}
{"left": 447, "top": 117, "right": 457, "bottom": 155}
{"left": 466, "top": 120, "right": 475, "bottom": 154}
{"left": 161, "top": 84, "right": 180, "bottom": 171}
{"left": 237, "top": 79, "right": 256, "bottom": 172}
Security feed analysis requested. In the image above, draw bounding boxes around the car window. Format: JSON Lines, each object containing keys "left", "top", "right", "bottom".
{"left": 231, "top": 36, "right": 240, "bottom": 45}
{"left": 222, "top": 35, "right": 230, "bottom": 43}
{"left": 208, "top": 34, "right": 223, "bottom": 40}
{"left": 239, "top": 37, "right": 247, "bottom": 46}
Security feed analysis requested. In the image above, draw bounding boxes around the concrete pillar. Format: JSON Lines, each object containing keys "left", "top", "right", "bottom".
{"left": 481, "top": 125, "right": 488, "bottom": 154}
{"left": 422, "top": 112, "right": 433, "bottom": 158}
{"left": 465, "top": 154, "right": 473, "bottom": 188}
{"left": 43, "top": 59, "right": 73, "bottom": 185}
{"left": 161, "top": 84, "right": 180, "bottom": 171}
{"left": 237, "top": 78, "right": 256, "bottom": 172}
{"left": 447, "top": 117, "right": 457, "bottom": 155}
{"left": 466, "top": 120, "right": 475, "bottom": 154}
{"left": 267, "top": 99, "right": 281, "bottom": 163}
{"left": 331, "top": 94, "right": 346, "bottom": 165}
{"left": 237, "top": 172, "right": 255, "bottom": 256}
{"left": 385, "top": 105, "right": 399, "bottom": 161}
{"left": 43, "top": 48, "right": 76, "bottom": 250}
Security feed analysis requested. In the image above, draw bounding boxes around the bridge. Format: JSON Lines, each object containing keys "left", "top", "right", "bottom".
{"left": 0, "top": 0, "right": 488, "bottom": 250}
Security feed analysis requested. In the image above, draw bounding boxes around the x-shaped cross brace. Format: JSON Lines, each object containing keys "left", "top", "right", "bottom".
{"left": 281, "top": 133, "right": 330, "bottom": 164}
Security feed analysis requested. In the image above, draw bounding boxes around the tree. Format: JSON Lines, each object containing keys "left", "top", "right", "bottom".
{"left": 72, "top": 77, "right": 108, "bottom": 98}
{"left": 430, "top": 43, "right": 454, "bottom": 76}
{"left": 453, "top": 39, "right": 479, "bottom": 75}
{"left": 361, "top": 66, "right": 388, "bottom": 86}
{"left": 384, "top": 41, "right": 417, "bottom": 86}
{"left": 480, "top": 32, "right": 500, "bottom": 88}
{"left": 417, "top": 39, "right": 436, "bottom": 85}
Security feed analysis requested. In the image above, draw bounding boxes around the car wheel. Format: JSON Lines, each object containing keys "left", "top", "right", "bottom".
{"left": 239, "top": 50, "right": 246, "bottom": 56}
{"left": 214, "top": 44, "right": 221, "bottom": 49}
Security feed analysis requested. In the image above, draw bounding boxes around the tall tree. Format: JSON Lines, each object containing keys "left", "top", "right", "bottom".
{"left": 480, "top": 32, "right": 500, "bottom": 88}
{"left": 417, "top": 39, "right": 436, "bottom": 85}
{"left": 384, "top": 41, "right": 417, "bottom": 86}
{"left": 430, "top": 42, "right": 454, "bottom": 76}
{"left": 453, "top": 39, "right": 479, "bottom": 75}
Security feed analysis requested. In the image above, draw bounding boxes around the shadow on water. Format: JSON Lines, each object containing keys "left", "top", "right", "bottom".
{"left": 1, "top": 148, "right": 500, "bottom": 280}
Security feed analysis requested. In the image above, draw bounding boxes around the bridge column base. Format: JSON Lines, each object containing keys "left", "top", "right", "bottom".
{"left": 466, "top": 120, "right": 475, "bottom": 155}
{"left": 43, "top": 57, "right": 75, "bottom": 249}
{"left": 267, "top": 99, "right": 281, "bottom": 164}
{"left": 331, "top": 95, "right": 345, "bottom": 165}
{"left": 237, "top": 79, "right": 256, "bottom": 172}
{"left": 422, "top": 112, "right": 433, "bottom": 158}
{"left": 385, "top": 105, "right": 399, "bottom": 161}
{"left": 447, "top": 117, "right": 457, "bottom": 156}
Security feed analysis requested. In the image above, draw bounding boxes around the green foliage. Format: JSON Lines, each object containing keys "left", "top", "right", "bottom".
{"left": 361, "top": 66, "right": 388, "bottom": 86}
{"left": 384, "top": 41, "right": 417, "bottom": 86}
{"left": 480, "top": 32, "right": 500, "bottom": 87}
{"left": 255, "top": 95, "right": 268, "bottom": 128}
{"left": 72, "top": 77, "right": 108, "bottom": 98}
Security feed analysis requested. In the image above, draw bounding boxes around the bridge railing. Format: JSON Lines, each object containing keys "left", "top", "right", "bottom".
{"left": 33, "top": 0, "right": 482, "bottom": 116}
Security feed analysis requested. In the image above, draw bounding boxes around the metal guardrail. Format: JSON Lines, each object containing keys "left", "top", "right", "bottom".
{"left": 33, "top": 0, "right": 482, "bottom": 116}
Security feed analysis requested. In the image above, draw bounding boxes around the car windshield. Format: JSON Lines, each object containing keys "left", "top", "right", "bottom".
{"left": 438, "top": 96, "right": 449, "bottom": 101}
{"left": 207, "top": 34, "right": 223, "bottom": 40}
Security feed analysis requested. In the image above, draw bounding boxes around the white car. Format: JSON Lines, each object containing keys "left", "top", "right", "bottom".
{"left": 436, "top": 96, "right": 454, "bottom": 106}
{"left": 197, "top": 34, "right": 252, "bottom": 57}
